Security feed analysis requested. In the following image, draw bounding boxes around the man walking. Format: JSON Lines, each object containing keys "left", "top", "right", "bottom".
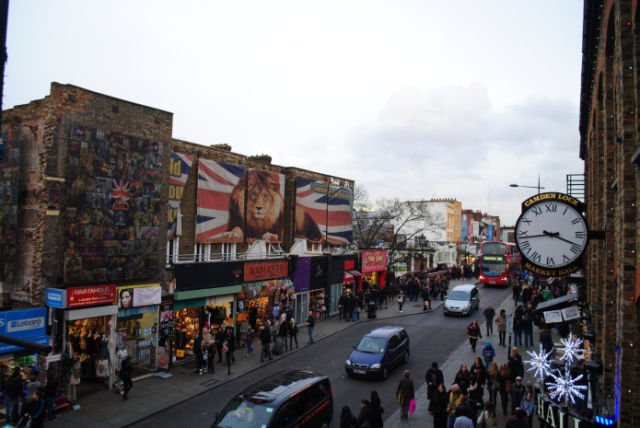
{"left": 120, "top": 356, "right": 133, "bottom": 400}
{"left": 483, "top": 305, "right": 496, "bottom": 336}
{"left": 260, "top": 323, "right": 273, "bottom": 362}
{"left": 306, "top": 311, "right": 316, "bottom": 344}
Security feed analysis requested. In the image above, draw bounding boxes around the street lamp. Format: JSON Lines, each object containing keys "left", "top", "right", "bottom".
{"left": 509, "top": 174, "right": 544, "bottom": 194}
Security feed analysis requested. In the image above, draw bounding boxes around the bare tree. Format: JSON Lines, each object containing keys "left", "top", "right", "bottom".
{"left": 353, "top": 196, "right": 444, "bottom": 259}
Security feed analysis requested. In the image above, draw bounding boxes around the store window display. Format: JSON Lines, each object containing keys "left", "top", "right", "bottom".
{"left": 66, "top": 317, "right": 111, "bottom": 384}
{"left": 115, "top": 307, "right": 158, "bottom": 371}
{"left": 173, "top": 308, "right": 202, "bottom": 359}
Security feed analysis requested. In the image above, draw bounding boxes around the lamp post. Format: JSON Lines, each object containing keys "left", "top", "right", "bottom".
{"left": 509, "top": 175, "right": 545, "bottom": 194}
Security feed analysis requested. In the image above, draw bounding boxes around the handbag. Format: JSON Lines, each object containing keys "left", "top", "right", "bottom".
{"left": 477, "top": 410, "right": 487, "bottom": 428}
{"left": 396, "top": 392, "right": 404, "bottom": 406}
{"left": 408, "top": 398, "right": 416, "bottom": 415}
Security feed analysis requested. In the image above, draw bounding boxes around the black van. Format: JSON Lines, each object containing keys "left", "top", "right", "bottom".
{"left": 211, "top": 370, "right": 333, "bottom": 428}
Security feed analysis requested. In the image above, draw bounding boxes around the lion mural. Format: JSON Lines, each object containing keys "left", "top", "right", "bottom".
{"left": 227, "top": 170, "right": 284, "bottom": 242}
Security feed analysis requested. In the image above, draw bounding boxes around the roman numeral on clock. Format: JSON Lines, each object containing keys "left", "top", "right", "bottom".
{"left": 517, "top": 230, "right": 529, "bottom": 237}
{"left": 530, "top": 251, "right": 542, "bottom": 263}
{"left": 546, "top": 257, "right": 555, "bottom": 266}
{"left": 575, "top": 231, "right": 586, "bottom": 239}
{"left": 570, "top": 244, "right": 582, "bottom": 254}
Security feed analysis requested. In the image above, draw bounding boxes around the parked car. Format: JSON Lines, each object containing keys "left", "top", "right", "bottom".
{"left": 211, "top": 369, "right": 333, "bottom": 428}
{"left": 443, "top": 283, "right": 480, "bottom": 316}
{"left": 345, "top": 326, "right": 410, "bottom": 380}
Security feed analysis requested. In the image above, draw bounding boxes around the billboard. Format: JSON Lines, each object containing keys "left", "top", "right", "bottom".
{"left": 196, "top": 162, "right": 285, "bottom": 243}
{"left": 167, "top": 152, "right": 193, "bottom": 239}
{"left": 294, "top": 177, "right": 353, "bottom": 245}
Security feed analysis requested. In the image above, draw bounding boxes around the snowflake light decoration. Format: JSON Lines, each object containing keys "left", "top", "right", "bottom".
{"left": 545, "top": 368, "right": 588, "bottom": 405}
{"left": 526, "top": 344, "right": 553, "bottom": 381}
{"left": 557, "top": 335, "right": 584, "bottom": 365}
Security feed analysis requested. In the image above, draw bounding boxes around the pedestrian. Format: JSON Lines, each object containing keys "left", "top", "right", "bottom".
{"left": 23, "top": 389, "right": 46, "bottom": 428}
{"left": 453, "top": 364, "right": 471, "bottom": 395}
{"left": 215, "top": 327, "right": 225, "bottom": 363}
{"left": 244, "top": 327, "right": 254, "bottom": 358}
{"left": 5, "top": 367, "right": 23, "bottom": 422}
{"left": 357, "top": 399, "right": 374, "bottom": 427}
{"left": 259, "top": 323, "right": 273, "bottom": 362}
{"left": 453, "top": 402, "right": 474, "bottom": 428}
{"left": 522, "top": 305, "right": 534, "bottom": 348}
{"left": 425, "top": 361, "right": 445, "bottom": 400}
{"left": 483, "top": 305, "right": 495, "bottom": 336}
{"left": 288, "top": 319, "right": 299, "bottom": 349}
{"left": 476, "top": 401, "right": 498, "bottom": 428}
{"left": 510, "top": 377, "right": 525, "bottom": 415}
{"left": 446, "top": 384, "right": 464, "bottom": 428}
{"left": 206, "top": 335, "right": 216, "bottom": 374}
{"left": 278, "top": 317, "right": 289, "bottom": 351}
{"left": 467, "top": 320, "right": 482, "bottom": 353}
{"left": 422, "top": 285, "right": 432, "bottom": 311}
{"left": 481, "top": 341, "right": 496, "bottom": 369}
{"left": 470, "top": 356, "right": 487, "bottom": 386}
{"left": 429, "top": 383, "right": 449, "bottom": 428}
{"left": 352, "top": 296, "right": 361, "bottom": 321}
{"left": 339, "top": 405, "right": 359, "bottom": 428}
{"left": 519, "top": 384, "right": 535, "bottom": 427}
{"left": 225, "top": 327, "right": 236, "bottom": 364}
{"left": 193, "top": 331, "right": 205, "bottom": 375}
{"left": 306, "top": 311, "right": 316, "bottom": 344}
{"left": 395, "top": 369, "right": 415, "bottom": 421}
{"left": 396, "top": 290, "right": 405, "bottom": 312}
{"left": 369, "top": 390, "right": 384, "bottom": 428}
{"left": 508, "top": 347, "right": 525, "bottom": 383}
{"left": 486, "top": 362, "right": 500, "bottom": 405}
{"left": 44, "top": 371, "right": 58, "bottom": 421}
{"left": 467, "top": 375, "right": 484, "bottom": 423}
{"left": 498, "top": 363, "right": 511, "bottom": 416}
{"left": 495, "top": 310, "right": 507, "bottom": 347}
{"left": 120, "top": 355, "right": 133, "bottom": 400}
{"left": 513, "top": 306, "right": 524, "bottom": 347}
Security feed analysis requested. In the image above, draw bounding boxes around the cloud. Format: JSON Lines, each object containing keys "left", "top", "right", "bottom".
{"left": 344, "top": 84, "right": 582, "bottom": 224}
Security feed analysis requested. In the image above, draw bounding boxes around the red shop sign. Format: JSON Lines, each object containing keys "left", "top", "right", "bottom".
{"left": 67, "top": 285, "right": 116, "bottom": 308}
{"left": 361, "top": 250, "right": 388, "bottom": 273}
{"left": 244, "top": 260, "right": 289, "bottom": 282}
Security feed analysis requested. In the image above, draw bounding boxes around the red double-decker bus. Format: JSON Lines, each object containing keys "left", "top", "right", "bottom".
{"left": 478, "top": 241, "right": 520, "bottom": 286}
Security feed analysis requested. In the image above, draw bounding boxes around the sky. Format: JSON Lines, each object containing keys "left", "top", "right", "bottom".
{"left": 4, "top": 1, "right": 585, "bottom": 226}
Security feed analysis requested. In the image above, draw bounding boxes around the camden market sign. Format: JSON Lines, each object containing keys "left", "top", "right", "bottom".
{"left": 537, "top": 394, "right": 592, "bottom": 428}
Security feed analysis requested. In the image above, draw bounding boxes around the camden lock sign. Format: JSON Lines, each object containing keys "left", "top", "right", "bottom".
{"left": 536, "top": 395, "right": 592, "bottom": 428}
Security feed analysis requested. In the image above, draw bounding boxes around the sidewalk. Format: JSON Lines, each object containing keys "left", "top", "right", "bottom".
{"left": 47, "top": 281, "right": 528, "bottom": 428}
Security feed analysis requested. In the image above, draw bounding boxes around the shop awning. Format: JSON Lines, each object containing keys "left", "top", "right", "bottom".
{"left": 533, "top": 294, "right": 580, "bottom": 326}
{"left": 349, "top": 270, "right": 362, "bottom": 277}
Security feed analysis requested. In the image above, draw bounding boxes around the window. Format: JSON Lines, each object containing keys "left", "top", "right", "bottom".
{"left": 195, "top": 243, "right": 210, "bottom": 262}
{"left": 166, "top": 238, "right": 179, "bottom": 263}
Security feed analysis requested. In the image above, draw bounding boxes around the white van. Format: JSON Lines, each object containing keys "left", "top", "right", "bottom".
{"left": 443, "top": 284, "right": 480, "bottom": 316}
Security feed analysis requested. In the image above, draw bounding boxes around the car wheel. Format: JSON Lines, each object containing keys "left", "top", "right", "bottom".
{"left": 381, "top": 367, "right": 388, "bottom": 380}
{"left": 402, "top": 350, "right": 410, "bottom": 365}
{"left": 345, "top": 369, "right": 353, "bottom": 378}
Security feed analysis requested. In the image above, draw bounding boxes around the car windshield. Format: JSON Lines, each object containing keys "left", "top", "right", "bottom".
{"left": 447, "top": 290, "right": 470, "bottom": 301}
{"left": 214, "top": 397, "right": 274, "bottom": 428}
{"left": 355, "top": 336, "right": 387, "bottom": 354}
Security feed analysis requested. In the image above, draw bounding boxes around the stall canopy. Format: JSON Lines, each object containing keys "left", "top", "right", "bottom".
{"left": 533, "top": 294, "right": 580, "bottom": 326}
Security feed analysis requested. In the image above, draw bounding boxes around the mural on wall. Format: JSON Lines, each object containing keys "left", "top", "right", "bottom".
{"left": 196, "top": 160, "right": 285, "bottom": 243}
{"left": 294, "top": 177, "right": 353, "bottom": 245}
{"left": 0, "top": 125, "right": 21, "bottom": 288}
{"left": 167, "top": 152, "right": 193, "bottom": 239}
{"left": 64, "top": 125, "right": 164, "bottom": 284}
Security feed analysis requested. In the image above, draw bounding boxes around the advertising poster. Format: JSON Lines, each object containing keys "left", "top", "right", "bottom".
{"left": 167, "top": 152, "right": 193, "bottom": 239}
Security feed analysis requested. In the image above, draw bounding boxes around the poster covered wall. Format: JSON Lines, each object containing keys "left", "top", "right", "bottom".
{"left": 196, "top": 161, "right": 285, "bottom": 244}
{"left": 294, "top": 177, "right": 353, "bottom": 245}
{"left": 64, "top": 125, "right": 164, "bottom": 284}
{"left": 0, "top": 125, "right": 21, "bottom": 289}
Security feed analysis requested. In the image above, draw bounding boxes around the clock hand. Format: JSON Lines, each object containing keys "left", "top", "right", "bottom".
{"left": 519, "top": 234, "right": 551, "bottom": 238}
{"left": 542, "top": 230, "right": 559, "bottom": 237}
{"left": 553, "top": 235, "right": 580, "bottom": 246}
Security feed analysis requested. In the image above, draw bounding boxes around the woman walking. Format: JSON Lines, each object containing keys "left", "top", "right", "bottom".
{"left": 288, "top": 319, "right": 299, "bottom": 349}
{"left": 497, "top": 363, "right": 511, "bottom": 416}
{"left": 476, "top": 401, "right": 498, "bottom": 428}
{"left": 395, "top": 369, "right": 415, "bottom": 421}
{"left": 446, "top": 384, "right": 464, "bottom": 428}
{"left": 369, "top": 390, "right": 384, "bottom": 428}
{"left": 495, "top": 309, "right": 507, "bottom": 347}
{"left": 467, "top": 320, "right": 482, "bottom": 353}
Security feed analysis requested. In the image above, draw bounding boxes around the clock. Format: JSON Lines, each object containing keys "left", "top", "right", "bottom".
{"left": 514, "top": 193, "right": 588, "bottom": 275}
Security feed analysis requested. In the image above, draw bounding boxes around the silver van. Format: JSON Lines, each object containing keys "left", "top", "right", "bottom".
{"left": 443, "top": 284, "right": 480, "bottom": 316}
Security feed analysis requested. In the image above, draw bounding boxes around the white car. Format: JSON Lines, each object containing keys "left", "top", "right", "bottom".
{"left": 443, "top": 284, "right": 480, "bottom": 316}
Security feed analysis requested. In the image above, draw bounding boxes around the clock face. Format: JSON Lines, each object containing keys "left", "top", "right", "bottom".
{"left": 515, "top": 200, "right": 588, "bottom": 269}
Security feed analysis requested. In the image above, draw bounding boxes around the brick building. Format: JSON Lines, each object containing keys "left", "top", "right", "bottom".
{"left": 579, "top": 0, "right": 640, "bottom": 425}
{"left": 0, "top": 83, "right": 355, "bottom": 399}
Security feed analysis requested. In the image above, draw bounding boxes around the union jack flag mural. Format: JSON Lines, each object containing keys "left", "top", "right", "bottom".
{"left": 295, "top": 177, "right": 353, "bottom": 245}
{"left": 167, "top": 152, "right": 194, "bottom": 238}
{"left": 196, "top": 159, "right": 245, "bottom": 243}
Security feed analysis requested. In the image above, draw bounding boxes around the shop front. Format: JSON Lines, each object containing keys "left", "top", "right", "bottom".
{"left": 115, "top": 284, "right": 162, "bottom": 376}
{"left": 46, "top": 285, "right": 119, "bottom": 399}
{"left": 290, "top": 256, "right": 328, "bottom": 322}
{"left": 172, "top": 260, "right": 244, "bottom": 364}
{"left": 0, "top": 307, "right": 50, "bottom": 421}
{"left": 242, "top": 259, "right": 294, "bottom": 328}
{"left": 536, "top": 394, "right": 594, "bottom": 428}
{"left": 329, "top": 255, "right": 358, "bottom": 315}
{"left": 361, "top": 249, "right": 388, "bottom": 289}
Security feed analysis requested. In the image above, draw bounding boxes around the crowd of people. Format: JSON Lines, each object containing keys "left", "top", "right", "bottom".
{"left": 1, "top": 367, "right": 52, "bottom": 427}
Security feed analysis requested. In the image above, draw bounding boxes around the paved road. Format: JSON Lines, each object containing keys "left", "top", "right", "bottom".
{"left": 132, "top": 283, "right": 512, "bottom": 427}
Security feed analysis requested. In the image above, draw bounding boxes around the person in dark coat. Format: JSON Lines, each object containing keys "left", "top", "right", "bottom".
{"left": 120, "top": 356, "right": 133, "bottom": 400}
{"left": 278, "top": 319, "right": 289, "bottom": 351}
{"left": 483, "top": 305, "right": 496, "bottom": 336}
{"left": 193, "top": 332, "right": 205, "bottom": 375}
{"left": 215, "top": 327, "right": 225, "bottom": 363}
{"left": 5, "top": 367, "right": 24, "bottom": 422}
{"left": 369, "top": 390, "right": 384, "bottom": 428}
{"left": 395, "top": 370, "right": 415, "bottom": 421}
{"left": 425, "top": 361, "right": 445, "bottom": 400}
{"left": 259, "top": 323, "right": 273, "bottom": 362}
{"left": 508, "top": 347, "right": 525, "bottom": 382}
{"left": 339, "top": 405, "right": 359, "bottom": 428}
{"left": 454, "top": 364, "right": 471, "bottom": 395}
{"left": 357, "top": 399, "right": 375, "bottom": 428}
{"left": 23, "top": 389, "right": 46, "bottom": 428}
{"left": 428, "top": 383, "right": 449, "bottom": 428}
{"left": 467, "top": 320, "right": 482, "bottom": 353}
